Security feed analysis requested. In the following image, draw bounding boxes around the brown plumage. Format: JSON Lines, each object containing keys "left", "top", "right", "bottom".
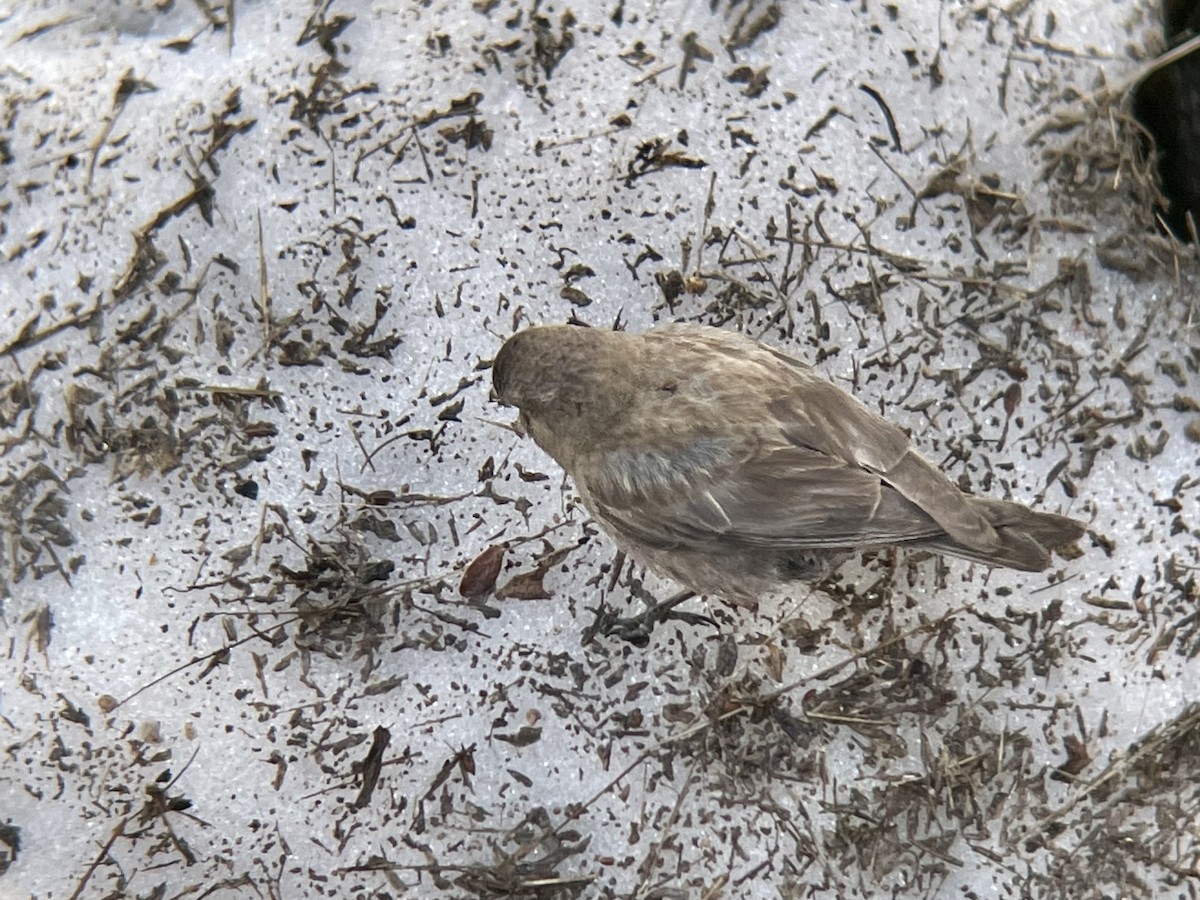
{"left": 492, "top": 323, "right": 1085, "bottom": 606}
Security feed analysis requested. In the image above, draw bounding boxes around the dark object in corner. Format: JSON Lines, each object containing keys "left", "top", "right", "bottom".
{"left": 1164, "top": 0, "right": 1200, "bottom": 36}
{"left": 1133, "top": 1, "right": 1200, "bottom": 240}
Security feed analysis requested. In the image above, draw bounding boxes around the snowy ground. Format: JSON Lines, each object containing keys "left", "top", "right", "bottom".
{"left": 2, "top": 1, "right": 1199, "bottom": 898}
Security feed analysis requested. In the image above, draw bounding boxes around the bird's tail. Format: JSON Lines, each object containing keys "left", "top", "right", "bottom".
{"left": 925, "top": 498, "right": 1085, "bottom": 572}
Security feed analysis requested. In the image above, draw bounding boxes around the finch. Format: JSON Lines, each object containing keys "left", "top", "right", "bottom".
{"left": 491, "top": 323, "right": 1085, "bottom": 606}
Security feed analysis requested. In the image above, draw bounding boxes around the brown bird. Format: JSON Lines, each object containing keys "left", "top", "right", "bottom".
{"left": 492, "top": 323, "right": 1084, "bottom": 613}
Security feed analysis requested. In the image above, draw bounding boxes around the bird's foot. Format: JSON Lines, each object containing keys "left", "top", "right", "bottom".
{"left": 583, "top": 590, "right": 715, "bottom": 646}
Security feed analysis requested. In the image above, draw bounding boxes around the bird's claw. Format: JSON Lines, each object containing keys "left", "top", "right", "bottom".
{"left": 583, "top": 590, "right": 714, "bottom": 646}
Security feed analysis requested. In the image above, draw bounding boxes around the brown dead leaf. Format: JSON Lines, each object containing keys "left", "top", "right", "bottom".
{"left": 496, "top": 567, "right": 552, "bottom": 600}
{"left": 460, "top": 544, "right": 505, "bottom": 598}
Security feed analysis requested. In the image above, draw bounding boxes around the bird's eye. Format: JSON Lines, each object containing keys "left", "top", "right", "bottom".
{"left": 659, "top": 382, "right": 677, "bottom": 394}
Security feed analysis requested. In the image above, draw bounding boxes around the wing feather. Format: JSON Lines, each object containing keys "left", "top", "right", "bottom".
{"left": 768, "top": 374, "right": 1001, "bottom": 553}
{"left": 581, "top": 323, "right": 1000, "bottom": 557}
{"left": 583, "top": 441, "right": 948, "bottom": 554}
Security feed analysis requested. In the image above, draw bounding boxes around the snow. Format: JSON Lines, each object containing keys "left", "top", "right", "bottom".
{"left": 1, "top": 1, "right": 1198, "bottom": 898}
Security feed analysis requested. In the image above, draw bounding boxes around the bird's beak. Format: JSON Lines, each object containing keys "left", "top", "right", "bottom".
{"left": 486, "top": 387, "right": 525, "bottom": 436}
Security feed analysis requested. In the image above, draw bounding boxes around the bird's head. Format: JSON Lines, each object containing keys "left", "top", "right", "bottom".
{"left": 492, "top": 325, "right": 636, "bottom": 467}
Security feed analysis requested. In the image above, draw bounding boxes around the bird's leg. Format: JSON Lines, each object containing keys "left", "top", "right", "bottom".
{"left": 583, "top": 589, "right": 715, "bottom": 646}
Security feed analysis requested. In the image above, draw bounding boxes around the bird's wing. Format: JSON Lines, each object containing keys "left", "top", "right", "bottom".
{"left": 767, "top": 375, "right": 1003, "bottom": 554}
{"left": 582, "top": 440, "right": 949, "bottom": 554}
{"left": 635, "top": 324, "right": 1002, "bottom": 554}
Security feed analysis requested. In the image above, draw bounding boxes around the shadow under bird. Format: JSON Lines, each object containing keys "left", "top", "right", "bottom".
{"left": 492, "top": 323, "right": 1085, "bottom": 610}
